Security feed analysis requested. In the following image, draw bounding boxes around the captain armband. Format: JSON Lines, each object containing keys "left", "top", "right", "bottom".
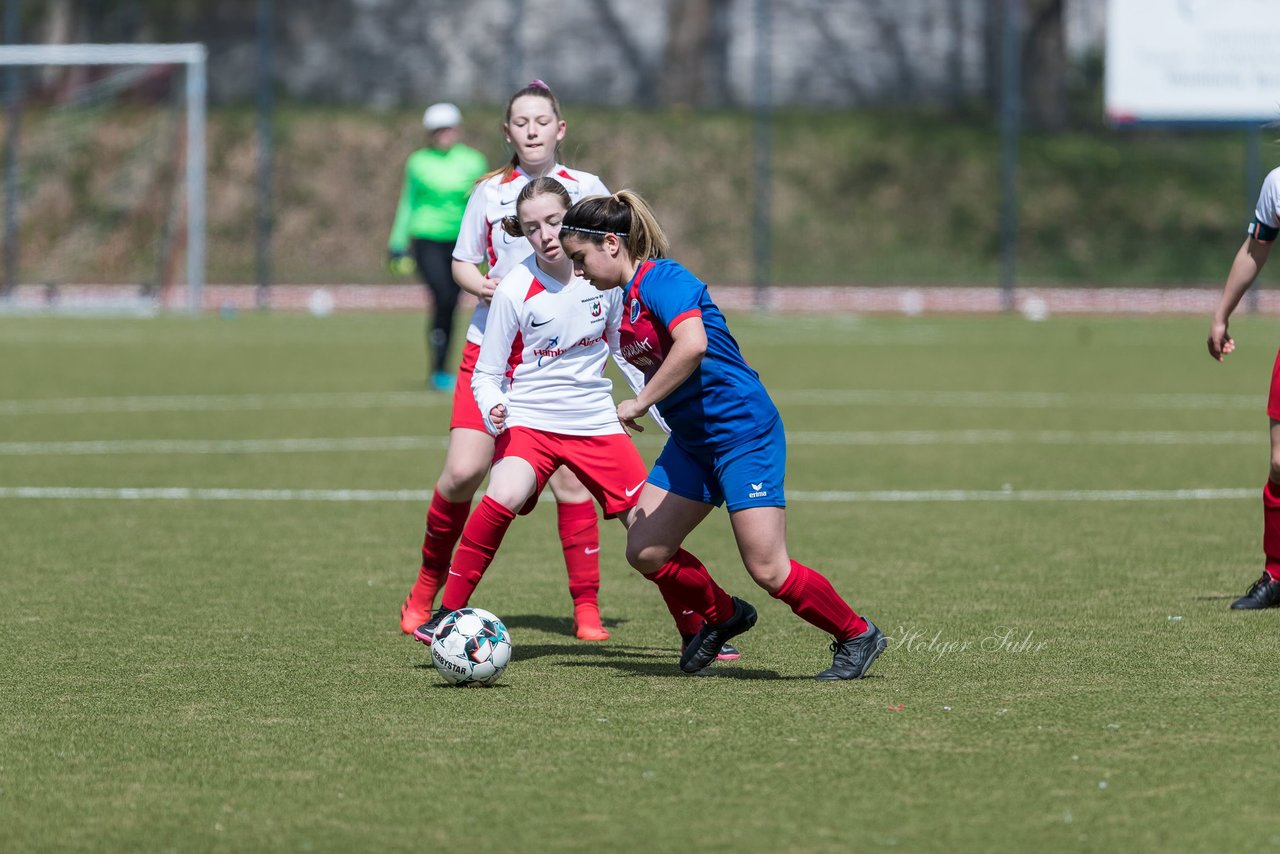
{"left": 1248, "top": 218, "right": 1279, "bottom": 243}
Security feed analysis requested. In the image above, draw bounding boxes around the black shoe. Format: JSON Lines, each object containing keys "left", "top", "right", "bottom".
{"left": 1230, "top": 573, "right": 1280, "bottom": 610}
{"left": 680, "top": 635, "right": 742, "bottom": 662}
{"left": 412, "top": 606, "right": 451, "bottom": 645}
{"left": 816, "top": 619, "right": 888, "bottom": 681}
{"left": 679, "top": 597, "right": 757, "bottom": 673}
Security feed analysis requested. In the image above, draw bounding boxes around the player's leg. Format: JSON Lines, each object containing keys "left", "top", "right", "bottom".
{"left": 622, "top": 441, "right": 753, "bottom": 672}
{"left": 722, "top": 419, "right": 885, "bottom": 680}
{"left": 559, "top": 432, "right": 716, "bottom": 646}
{"left": 414, "top": 238, "right": 460, "bottom": 391}
{"left": 546, "top": 465, "right": 608, "bottom": 640}
{"left": 1233, "top": 412, "right": 1280, "bottom": 609}
{"left": 401, "top": 427, "right": 494, "bottom": 632}
{"left": 400, "top": 340, "right": 494, "bottom": 633}
{"left": 417, "top": 431, "right": 551, "bottom": 644}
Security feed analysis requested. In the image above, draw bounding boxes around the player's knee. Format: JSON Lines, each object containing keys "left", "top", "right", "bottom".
{"left": 484, "top": 483, "right": 529, "bottom": 515}
{"left": 627, "top": 541, "right": 675, "bottom": 574}
{"left": 438, "top": 461, "right": 486, "bottom": 499}
{"left": 1269, "top": 455, "right": 1280, "bottom": 484}
{"left": 548, "top": 474, "right": 591, "bottom": 504}
{"left": 744, "top": 559, "right": 790, "bottom": 594}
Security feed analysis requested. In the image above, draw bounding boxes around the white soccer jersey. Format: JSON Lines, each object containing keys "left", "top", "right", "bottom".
{"left": 472, "top": 256, "right": 638, "bottom": 436}
{"left": 1250, "top": 167, "right": 1280, "bottom": 243}
{"left": 453, "top": 164, "right": 609, "bottom": 345}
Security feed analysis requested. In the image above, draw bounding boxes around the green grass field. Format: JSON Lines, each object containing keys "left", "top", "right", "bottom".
{"left": 3, "top": 309, "right": 1279, "bottom": 852}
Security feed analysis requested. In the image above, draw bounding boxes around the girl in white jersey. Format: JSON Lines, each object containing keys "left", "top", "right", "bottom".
{"left": 399, "top": 81, "right": 614, "bottom": 643}
{"left": 412, "top": 178, "right": 744, "bottom": 662}
{"left": 1208, "top": 164, "right": 1280, "bottom": 610}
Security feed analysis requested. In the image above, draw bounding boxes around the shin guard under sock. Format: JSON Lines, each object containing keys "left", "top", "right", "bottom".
{"left": 771, "top": 559, "right": 867, "bottom": 641}
{"left": 440, "top": 496, "right": 516, "bottom": 612}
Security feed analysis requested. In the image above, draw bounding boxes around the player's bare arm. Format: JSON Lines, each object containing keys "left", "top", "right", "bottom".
{"left": 1209, "top": 237, "right": 1271, "bottom": 361}
{"left": 452, "top": 258, "right": 500, "bottom": 304}
{"left": 617, "top": 317, "right": 707, "bottom": 430}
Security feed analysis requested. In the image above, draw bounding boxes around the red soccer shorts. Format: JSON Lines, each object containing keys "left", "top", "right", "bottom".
{"left": 449, "top": 340, "right": 487, "bottom": 432}
{"left": 493, "top": 427, "right": 649, "bottom": 519}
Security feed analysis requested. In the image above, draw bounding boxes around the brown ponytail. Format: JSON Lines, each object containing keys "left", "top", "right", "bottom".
{"left": 560, "top": 190, "right": 669, "bottom": 261}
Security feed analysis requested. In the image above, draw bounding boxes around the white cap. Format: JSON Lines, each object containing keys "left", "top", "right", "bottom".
{"left": 422, "top": 102, "right": 462, "bottom": 131}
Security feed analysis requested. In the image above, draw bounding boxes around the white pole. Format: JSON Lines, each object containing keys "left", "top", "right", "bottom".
{"left": 185, "top": 46, "right": 207, "bottom": 314}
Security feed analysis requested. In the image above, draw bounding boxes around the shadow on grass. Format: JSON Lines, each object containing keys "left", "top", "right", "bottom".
{"left": 412, "top": 639, "right": 800, "bottom": 679}
{"left": 513, "top": 642, "right": 806, "bottom": 680}
{"left": 500, "top": 612, "right": 631, "bottom": 637}
{"left": 408, "top": 613, "right": 823, "bottom": 680}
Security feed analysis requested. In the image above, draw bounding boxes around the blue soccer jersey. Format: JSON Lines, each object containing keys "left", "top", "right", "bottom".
{"left": 617, "top": 259, "right": 779, "bottom": 452}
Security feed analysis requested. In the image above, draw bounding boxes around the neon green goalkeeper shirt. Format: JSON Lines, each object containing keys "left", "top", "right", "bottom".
{"left": 387, "top": 143, "right": 488, "bottom": 250}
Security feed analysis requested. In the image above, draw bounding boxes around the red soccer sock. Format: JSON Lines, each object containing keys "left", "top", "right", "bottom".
{"left": 658, "top": 588, "right": 708, "bottom": 637}
{"left": 408, "top": 489, "right": 472, "bottom": 608}
{"left": 771, "top": 559, "right": 867, "bottom": 641}
{"left": 440, "top": 496, "right": 516, "bottom": 612}
{"left": 557, "top": 500, "right": 601, "bottom": 608}
{"left": 644, "top": 549, "right": 735, "bottom": 626}
{"left": 1263, "top": 480, "right": 1280, "bottom": 582}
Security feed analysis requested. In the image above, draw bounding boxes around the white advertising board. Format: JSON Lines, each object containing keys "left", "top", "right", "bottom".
{"left": 1105, "top": 0, "right": 1280, "bottom": 124}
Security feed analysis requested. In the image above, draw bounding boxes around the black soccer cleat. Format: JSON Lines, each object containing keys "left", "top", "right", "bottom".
{"left": 1230, "top": 573, "right": 1280, "bottom": 610}
{"left": 411, "top": 606, "right": 451, "bottom": 645}
{"left": 679, "top": 597, "right": 757, "bottom": 673}
{"left": 816, "top": 619, "right": 888, "bottom": 681}
{"left": 680, "top": 635, "right": 742, "bottom": 662}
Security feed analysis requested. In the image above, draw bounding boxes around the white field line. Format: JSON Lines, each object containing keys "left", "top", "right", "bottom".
{"left": 0, "top": 436, "right": 450, "bottom": 455}
{"left": 784, "top": 429, "right": 1262, "bottom": 446}
{"left": 0, "top": 388, "right": 1263, "bottom": 416}
{"left": 0, "top": 391, "right": 445, "bottom": 415}
{"left": 0, "top": 430, "right": 1264, "bottom": 457}
{"left": 772, "top": 389, "right": 1263, "bottom": 410}
{"left": 0, "top": 486, "right": 1256, "bottom": 503}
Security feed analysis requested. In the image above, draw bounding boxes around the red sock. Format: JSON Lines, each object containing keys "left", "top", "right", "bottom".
{"left": 657, "top": 588, "right": 708, "bottom": 637}
{"left": 408, "top": 489, "right": 472, "bottom": 608}
{"left": 772, "top": 560, "right": 867, "bottom": 641}
{"left": 644, "top": 549, "right": 734, "bottom": 626}
{"left": 557, "top": 500, "right": 601, "bottom": 607}
{"left": 441, "top": 496, "right": 516, "bottom": 612}
{"left": 1263, "top": 480, "right": 1280, "bottom": 582}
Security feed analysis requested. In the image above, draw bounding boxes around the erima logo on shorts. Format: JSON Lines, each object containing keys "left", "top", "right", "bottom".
{"left": 749, "top": 481, "right": 767, "bottom": 498}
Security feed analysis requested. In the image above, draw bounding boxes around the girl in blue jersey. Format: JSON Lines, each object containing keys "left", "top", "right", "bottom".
{"left": 559, "top": 190, "right": 888, "bottom": 680}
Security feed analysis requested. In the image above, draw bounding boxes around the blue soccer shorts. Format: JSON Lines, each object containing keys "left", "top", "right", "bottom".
{"left": 647, "top": 417, "right": 787, "bottom": 511}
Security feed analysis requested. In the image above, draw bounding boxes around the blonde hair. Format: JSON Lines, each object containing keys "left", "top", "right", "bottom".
{"left": 560, "top": 190, "right": 669, "bottom": 261}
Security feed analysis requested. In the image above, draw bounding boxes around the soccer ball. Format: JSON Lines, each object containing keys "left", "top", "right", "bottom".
{"left": 430, "top": 608, "right": 513, "bottom": 686}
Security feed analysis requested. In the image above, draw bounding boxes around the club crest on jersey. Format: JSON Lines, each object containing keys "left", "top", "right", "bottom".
{"left": 629, "top": 298, "right": 641, "bottom": 323}
{"left": 591, "top": 300, "right": 602, "bottom": 318}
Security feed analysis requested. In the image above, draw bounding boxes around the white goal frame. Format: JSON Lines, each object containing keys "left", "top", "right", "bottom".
{"left": 0, "top": 43, "right": 207, "bottom": 313}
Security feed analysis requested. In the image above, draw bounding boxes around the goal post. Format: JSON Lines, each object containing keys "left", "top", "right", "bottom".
{"left": 0, "top": 42, "right": 206, "bottom": 313}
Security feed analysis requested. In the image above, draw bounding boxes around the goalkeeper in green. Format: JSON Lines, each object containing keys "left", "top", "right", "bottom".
{"left": 388, "top": 102, "right": 488, "bottom": 391}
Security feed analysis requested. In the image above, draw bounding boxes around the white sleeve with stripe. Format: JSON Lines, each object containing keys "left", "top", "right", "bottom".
{"left": 472, "top": 278, "right": 520, "bottom": 435}
{"left": 1257, "top": 167, "right": 1280, "bottom": 230}
{"left": 452, "top": 177, "right": 494, "bottom": 265}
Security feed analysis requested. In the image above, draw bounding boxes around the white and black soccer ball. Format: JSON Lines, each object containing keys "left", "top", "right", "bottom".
{"left": 430, "top": 608, "right": 512, "bottom": 686}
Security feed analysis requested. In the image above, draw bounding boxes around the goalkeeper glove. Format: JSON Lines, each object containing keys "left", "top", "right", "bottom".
{"left": 387, "top": 250, "right": 415, "bottom": 276}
